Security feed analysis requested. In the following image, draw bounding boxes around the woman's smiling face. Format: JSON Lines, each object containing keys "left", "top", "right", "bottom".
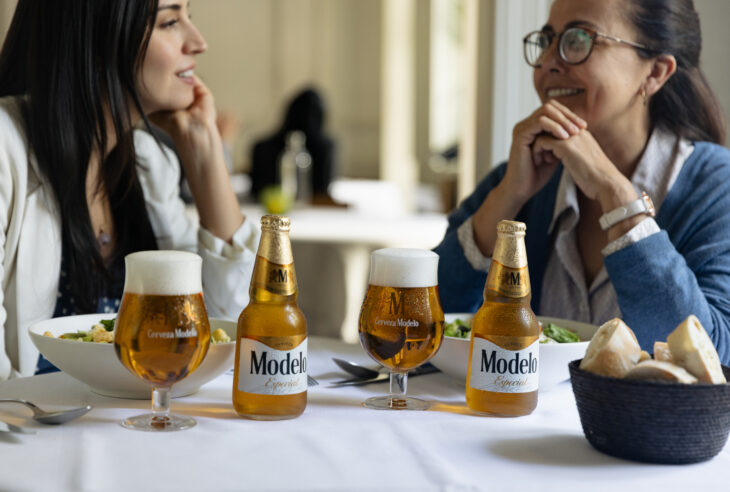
{"left": 137, "top": 1, "right": 207, "bottom": 114}
{"left": 533, "top": 0, "right": 651, "bottom": 136}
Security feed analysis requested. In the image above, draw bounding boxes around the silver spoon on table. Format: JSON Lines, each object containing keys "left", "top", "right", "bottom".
{"left": 0, "top": 399, "right": 92, "bottom": 425}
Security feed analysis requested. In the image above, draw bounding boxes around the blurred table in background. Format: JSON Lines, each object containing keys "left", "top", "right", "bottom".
{"left": 188, "top": 179, "right": 448, "bottom": 342}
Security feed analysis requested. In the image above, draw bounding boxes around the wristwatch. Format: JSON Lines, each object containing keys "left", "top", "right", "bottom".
{"left": 598, "top": 191, "right": 656, "bottom": 231}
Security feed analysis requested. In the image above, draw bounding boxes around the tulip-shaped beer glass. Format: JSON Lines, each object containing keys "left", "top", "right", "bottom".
{"left": 114, "top": 251, "right": 211, "bottom": 431}
{"left": 358, "top": 248, "right": 444, "bottom": 410}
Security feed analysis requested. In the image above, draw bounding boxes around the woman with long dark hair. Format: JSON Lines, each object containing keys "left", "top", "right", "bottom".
{"left": 0, "top": 0, "right": 258, "bottom": 379}
{"left": 436, "top": 0, "right": 730, "bottom": 363}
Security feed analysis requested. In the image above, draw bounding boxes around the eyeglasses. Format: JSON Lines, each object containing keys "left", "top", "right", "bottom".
{"left": 523, "top": 26, "right": 654, "bottom": 68}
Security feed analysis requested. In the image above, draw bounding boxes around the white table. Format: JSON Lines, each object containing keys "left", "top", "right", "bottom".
{"left": 188, "top": 203, "right": 448, "bottom": 342}
{"left": 1, "top": 337, "right": 728, "bottom": 491}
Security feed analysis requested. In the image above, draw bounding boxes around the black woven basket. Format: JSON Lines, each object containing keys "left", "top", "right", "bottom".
{"left": 569, "top": 360, "right": 730, "bottom": 464}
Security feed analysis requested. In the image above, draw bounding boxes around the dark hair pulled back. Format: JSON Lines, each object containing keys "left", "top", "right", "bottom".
{"left": 627, "top": 0, "right": 726, "bottom": 144}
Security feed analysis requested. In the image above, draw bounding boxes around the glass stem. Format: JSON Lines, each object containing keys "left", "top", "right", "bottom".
{"left": 152, "top": 387, "right": 171, "bottom": 421}
{"left": 388, "top": 371, "right": 408, "bottom": 408}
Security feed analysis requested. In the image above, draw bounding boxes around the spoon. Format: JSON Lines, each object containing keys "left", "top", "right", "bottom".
{"left": 0, "top": 399, "right": 93, "bottom": 425}
{"left": 332, "top": 358, "right": 382, "bottom": 379}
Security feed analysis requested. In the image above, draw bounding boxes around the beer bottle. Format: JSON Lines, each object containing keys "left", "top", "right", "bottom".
{"left": 466, "top": 220, "right": 539, "bottom": 416}
{"left": 233, "top": 215, "right": 307, "bottom": 420}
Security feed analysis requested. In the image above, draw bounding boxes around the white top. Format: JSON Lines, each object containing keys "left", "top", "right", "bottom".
{"left": 0, "top": 337, "right": 727, "bottom": 491}
{"left": 0, "top": 96, "right": 259, "bottom": 380}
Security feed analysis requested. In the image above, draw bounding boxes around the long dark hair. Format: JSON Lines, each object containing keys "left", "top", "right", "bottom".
{"left": 627, "top": 0, "right": 726, "bottom": 144}
{"left": 0, "top": 0, "right": 160, "bottom": 312}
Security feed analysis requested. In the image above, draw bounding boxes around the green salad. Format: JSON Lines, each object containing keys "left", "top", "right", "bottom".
{"left": 443, "top": 317, "right": 580, "bottom": 344}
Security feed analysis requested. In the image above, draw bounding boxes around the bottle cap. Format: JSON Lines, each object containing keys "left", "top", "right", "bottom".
{"left": 497, "top": 220, "right": 526, "bottom": 235}
{"left": 261, "top": 215, "right": 291, "bottom": 232}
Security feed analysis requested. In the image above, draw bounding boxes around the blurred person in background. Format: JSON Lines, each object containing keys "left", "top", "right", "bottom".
{"left": 435, "top": 0, "right": 730, "bottom": 363}
{"left": 0, "top": 0, "right": 258, "bottom": 379}
{"left": 250, "top": 87, "right": 337, "bottom": 205}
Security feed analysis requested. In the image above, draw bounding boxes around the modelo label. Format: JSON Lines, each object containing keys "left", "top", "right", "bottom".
{"left": 468, "top": 337, "right": 539, "bottom": 393}
{"left": 237, "top": 338, "right": 307, "bottom": 395}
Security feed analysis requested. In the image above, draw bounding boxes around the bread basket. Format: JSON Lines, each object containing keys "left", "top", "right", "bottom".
{"left": 569, "top": 360, "right": 730, "bottom": 464}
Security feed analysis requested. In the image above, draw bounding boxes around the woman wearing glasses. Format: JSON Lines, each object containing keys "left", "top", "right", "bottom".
{"left": 0, "top": 0, "right": 258, "bottom": 379}
{"left": 436, "top": 0, "right": 730, "bottom": 362}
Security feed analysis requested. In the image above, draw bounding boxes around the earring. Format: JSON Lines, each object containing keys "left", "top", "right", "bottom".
{"left": 640, "top": 87, "right": 647, "bottom": 106}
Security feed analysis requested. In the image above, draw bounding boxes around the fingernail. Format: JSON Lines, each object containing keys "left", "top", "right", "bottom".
{"left": 570, "top": 124, "right": 580, "bottom": 134}
{"left": 559, "top": 129, "right": 570, "bottom": 139}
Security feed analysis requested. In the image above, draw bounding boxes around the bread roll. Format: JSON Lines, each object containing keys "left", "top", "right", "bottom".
{"left": 666, "top": 315, "right": 726, "bottom": 384}
{"left": 639, "top": 350, "right": 651, "bottom": 362}
{"left": 580, "top": 318, "right": 642, "bottom": 378}
{"left": 653, "top": 341, "right": 673, "bottom": 363}
{"left": 624, "top": 360, "right": 697, "bottom": 384}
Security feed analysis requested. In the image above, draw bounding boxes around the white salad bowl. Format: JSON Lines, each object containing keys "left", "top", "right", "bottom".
{"left": 29, "top": 313, "right": 236, "bottom": 399}
{"left": 431, "top": 313, "right": 597, "bottom": 391}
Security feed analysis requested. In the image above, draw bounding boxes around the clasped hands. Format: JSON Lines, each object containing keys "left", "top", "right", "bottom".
{"left": 501, "top": 100, "right": 638, "bottom": 213}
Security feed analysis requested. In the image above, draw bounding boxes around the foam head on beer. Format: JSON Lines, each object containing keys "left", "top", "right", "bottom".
{"left": 369, "top": 248, "right": 439, "bottom": 288}
{"left": 123, "top": 250, "right": 203, "bottom": 295}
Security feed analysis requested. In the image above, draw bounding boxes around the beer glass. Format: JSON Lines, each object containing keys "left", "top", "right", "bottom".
{"left": 358, "top": 248, "right": 444, "bottom": 410}
{"left": 114, "top": 251, "right": 211, "bottom": 431}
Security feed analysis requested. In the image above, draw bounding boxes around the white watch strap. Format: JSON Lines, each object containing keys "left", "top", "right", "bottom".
{"left": 598, "top": 191, "right": 656, "bottom": 231}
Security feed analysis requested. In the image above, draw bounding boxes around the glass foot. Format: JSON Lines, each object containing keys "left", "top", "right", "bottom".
{"left": 120, "top": 413, "right": 196, "bottom": 432}
{"left": 363, "top": 396, "right": 429, "bottom": 410}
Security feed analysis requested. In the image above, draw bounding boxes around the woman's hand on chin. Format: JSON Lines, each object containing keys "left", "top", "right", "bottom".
{"left": 149, "top": 75, "right": 223, "bottom": 174}
{"left": 531, "top": 129, "right": 637, "bottom": 211}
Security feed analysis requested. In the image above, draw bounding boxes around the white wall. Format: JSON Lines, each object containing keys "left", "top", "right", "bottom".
{"left": 192, "top": 0, "right": 382, "bottom": 178}
{"left": 696, "top": 0, "right": 730, "bottom": 146}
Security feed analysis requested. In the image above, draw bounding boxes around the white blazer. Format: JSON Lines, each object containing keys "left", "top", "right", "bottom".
{"left": 0, "top": 97, "right": 259, "bottom": 380}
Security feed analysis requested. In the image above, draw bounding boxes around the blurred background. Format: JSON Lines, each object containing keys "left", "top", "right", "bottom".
{"left": 0, "top": 0, "right": 727, "bottom": 211}
{"left": 1, "top": 0, "right": 728, "bottom": 339}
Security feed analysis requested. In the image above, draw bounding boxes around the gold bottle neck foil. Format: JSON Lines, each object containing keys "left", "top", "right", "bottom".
{"left": 252, "top": 215, "right": 297, "bottom": 296}
{"left": 492, "top": 220, "right": 527, "bottom": 269}
{"left": 257, "top": 215, "right": 294, "bottom": 265}
{"left": 487, "top": 220, "right": 530, "bottom": 298}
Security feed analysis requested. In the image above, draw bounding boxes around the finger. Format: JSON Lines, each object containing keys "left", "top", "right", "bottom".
{"left": 545, "top": 100, "right": 587, "bottom": 129}
{"left": 542, "top": 104, "right": 582, "bottom": 136}
{"left": 538, "top": 115, "right": 572, "bottom": 140}
{"left": 533, "top": 148, "right": 544, "bottom": 167}
{"left": 543, "top": 151, "right": 559, "bottom": 166}
{"left": 532, "top": 134, "right": 563, "bottom": 161}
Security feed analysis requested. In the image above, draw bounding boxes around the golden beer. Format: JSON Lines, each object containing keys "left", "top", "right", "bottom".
{"left": 115, "top": 292, "right": 210, "bottom": 386}
{"left": 233, "top": 215, "right": 307, "bottom": 420}
{"left": 114, "top": 250, "right": 210, "bottom": 431}
{"left": 358, "top": 248, "right": 443, "bottom": 410}
{"left": 466, "top": 220, "right": 540, "bottom": 416}
{"left": 359, "top": 285, "right": 443, "bottom": 371}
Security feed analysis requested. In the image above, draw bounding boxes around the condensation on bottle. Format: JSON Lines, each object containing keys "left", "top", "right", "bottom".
{"left": 465, "top": 220, "right": 540, "bottom": 417}
{"left": 232, "top": 215, "right": 308, "bottom": 420}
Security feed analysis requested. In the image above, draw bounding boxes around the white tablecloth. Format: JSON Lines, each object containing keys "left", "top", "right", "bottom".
{"left": 1, "top": 337, "right": 728, "bottom": 492}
